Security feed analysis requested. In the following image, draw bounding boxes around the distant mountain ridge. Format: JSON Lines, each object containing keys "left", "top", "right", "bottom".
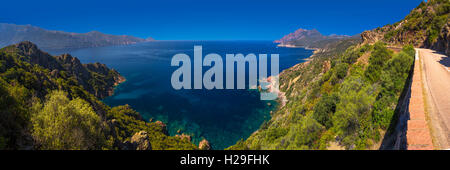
{"left": 274, "top": 28, "right": 323, "bottom": 44}
{"left": 274, "top": 28, "right": 356, "bottom": 50}
{"left": 0, "top": 23, "right": 154, "bottom": 50}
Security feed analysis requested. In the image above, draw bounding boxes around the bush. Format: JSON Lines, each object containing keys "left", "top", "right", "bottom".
{"left": 364, "top": 42, "right": 393, "bottom": 83}
{"left": 335, "top": 63, "right": 349, "bottom": 79}
{"left": 107, "top": 105, "right": 198, "bottom": 150}
{"left": 313, "top": 93, "right": 339, "bottom": 129}
{"left": 31, "top": 91, "right": 108, "bottom": 150}
{"left": 372, "top": 45, "right": 414, "bottom": 129}
{"left": 265, "top": 128, "right": 288, "bottom": 142}
{"left": 332, "top": 65, "right": 377, "bottom": 149}
{"left": 287, "top": 116, "right": 324, "bottom": 149}
{"left": 0, "top": 78, "right": 30, "bottom": 149}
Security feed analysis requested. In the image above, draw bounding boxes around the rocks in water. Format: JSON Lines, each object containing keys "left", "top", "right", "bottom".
{"left": 198, "top": 139, "right": 211, "bottom": 150}
{"left": 155, "top": 121, "right": 166, "bottom": 129}
{"left": 176, "top": 133, "right": 191, "bottom": 142}
{"left": 155, "top": 121, "right": 168, "bottom": 135}
{"left": 129, "top": 131, "right": 152, "bottom": 150}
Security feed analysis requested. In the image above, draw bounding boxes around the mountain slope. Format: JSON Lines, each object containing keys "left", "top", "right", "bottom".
{"left": 0, "top": 41, "right": 196, "bottom": 150}
{"left": 229, "top": 0, "right": 448, "bottom": 150}
{"left": 0, "top": 23, "right": 153, "bottom": 50}
{"left": 275, "top": 29, "right": 324, "bottom": 45}
{"left": 361, "top": 0, "right": 449, "bottom": 55}
{"left": 274, "top": 28, "right": 359, "bottom": 50}
{"left": 2, "top": 41, "right": 125, "bottom": 99}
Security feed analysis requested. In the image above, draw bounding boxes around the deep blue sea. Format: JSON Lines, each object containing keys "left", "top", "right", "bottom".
{"left": 49, "top": 41, "right": 313, "bottom": 149}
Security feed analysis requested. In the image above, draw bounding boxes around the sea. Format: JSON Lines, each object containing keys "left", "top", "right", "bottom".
{"left": 49, "top": 41, "right": 313, "bottom": 149}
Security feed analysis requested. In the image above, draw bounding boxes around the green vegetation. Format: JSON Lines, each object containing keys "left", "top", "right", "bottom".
{"left": 0, "top": 78, "right": 29, "bottom": 149}
{"left": 0, "top": 42, "right": 196, "bottom": 150}
{"left": 312, "top": 93, "right": 338, "bottom": 129}
{"left": 2, "top": 0, "right": 446, "bottom": 151}
{"left": 229, "top": 42, "right": 415, "bottom": 150}
{"left": 107, "top": 105, "right": 197, "bottom": 150}
{"left": 364, "top": 42, "right": 393, "bottom": 83}
{"left": 382, "top": 0, "right": 449, "bottom": 46}
{"left": 31, "top": 91, "right": 110, "bottom": 150}
{"left": 230, "top": 0, "right": 446, "bottom": 150}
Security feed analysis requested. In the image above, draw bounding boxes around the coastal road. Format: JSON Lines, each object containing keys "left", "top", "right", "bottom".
{"left": 418, "top": 48, "right": 450, "bottom": 149}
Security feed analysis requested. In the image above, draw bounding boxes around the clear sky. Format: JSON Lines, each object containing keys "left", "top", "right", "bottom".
{"left": 0, "top": 0, "right": 423, "bottom": 40}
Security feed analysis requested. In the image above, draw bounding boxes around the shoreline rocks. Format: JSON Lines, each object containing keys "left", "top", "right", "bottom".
{"left": 199, "top": 139, "right": 211, "bottom": 150}
{"left": 176, "top": 134, "right": 192, "bottom": 142}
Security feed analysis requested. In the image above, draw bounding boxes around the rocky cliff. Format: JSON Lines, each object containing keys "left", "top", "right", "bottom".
{"left": 361, "top": 0, "right": 449, "bottom": 55}
{"left": 0, "top": 41, "right": 198, "bottom": 150}
{"left": 5, "top": 41, "right": 124, "bottom": 99}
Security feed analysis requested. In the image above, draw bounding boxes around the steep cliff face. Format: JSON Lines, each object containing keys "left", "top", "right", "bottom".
{"left": 361, "top": 0, "right": 449, "bottom": 55}
{"left": 431, "top": 22, "right": 450, "bottom": 55}
{"left": 0, "top": 42, "right": 197, "bottom": 150}
{"left": 0, "top": 23, "right": 154, "bottom": 50}
{"left": 10, "top": 41, "right": 63, "bottom": 70}
{"left": 3, "top": 41, "right": 124, "bottom": 99}
{"left": 54, "top": 53, "right": 125, "bottom": 99}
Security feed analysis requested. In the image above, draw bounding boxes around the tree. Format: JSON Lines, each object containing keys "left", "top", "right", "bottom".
{"left": 332, "top": 67, "right": 376, "bottom": 149}
{"left": 313, "top": 93, "right": 339, "bottom": 129}
{"left": 335, "top": 63, "right": 349, "bottom": 79}
{"left": 288, "top": 116, "right": 324, "bottom": 149}
{"left": 0, "top": 78, "right": 29, "bottom": 149}
{"left": 373, "top": 45, "right": 414, "bottom": 129}
{"left": 31, "top": 91, "right": 108, "bottom": 150}
{"left": 364, "top": 42, "right": 392, "bottom": 83}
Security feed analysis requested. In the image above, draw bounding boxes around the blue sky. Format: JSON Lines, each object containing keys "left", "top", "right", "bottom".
{"left": 0, "top": 0, "right": 423, "bottom": 40}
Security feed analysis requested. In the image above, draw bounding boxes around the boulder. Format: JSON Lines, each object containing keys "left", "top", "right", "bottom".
{"left": 130, "top": 131, "right": 152, "bottom": 150}
{"left": 176, "top": 133, "right": 191, "bottom": 142}
{"left": 155, "top": 121, "right": 168, "bottom": 135}
{"left": 198, "top": 139, "right": 211, "bottom": 150}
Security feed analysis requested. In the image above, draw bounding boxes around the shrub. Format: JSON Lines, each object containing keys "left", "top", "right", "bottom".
{"left": 364, "top": 42, "right": 393, "bottom": 83}
{"left": 335, "top": 63, "right": 349, "bottom": 79}
{"left": 287, "top": 116, "right": 324, "bottom": 149}
{"left": 31, "top": 91, "right": 108, "bottom": 150}
{"left": 313, "top": 93, "right": 339, "bottom": 129}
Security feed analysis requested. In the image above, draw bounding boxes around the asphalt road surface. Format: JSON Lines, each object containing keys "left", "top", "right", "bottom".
{"left": 418, "top": 48, "right": 450, "bottom": 149}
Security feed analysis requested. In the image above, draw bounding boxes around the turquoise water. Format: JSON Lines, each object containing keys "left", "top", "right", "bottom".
{"left": 50, "top": 41, "right": 313, "bottom": 149}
